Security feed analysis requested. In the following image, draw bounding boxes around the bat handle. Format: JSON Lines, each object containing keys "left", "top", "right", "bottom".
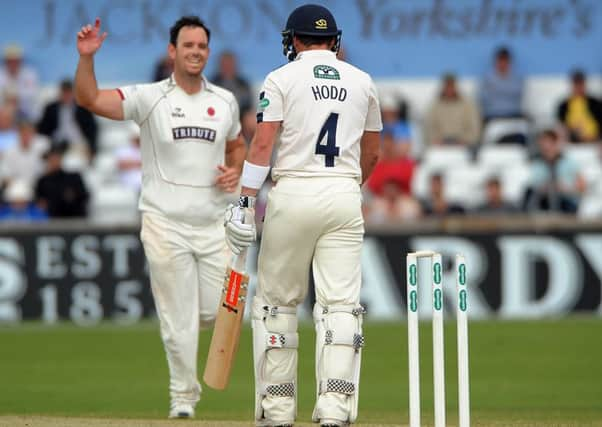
{"left": 231, "top": 248, "right": 247, "bottom": 272}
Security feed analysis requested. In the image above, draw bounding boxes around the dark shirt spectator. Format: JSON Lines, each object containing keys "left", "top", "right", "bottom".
{"left": 421, "top": 173, "right": 465, "bottom": 216}
{"left": 557, "top": 70, "right": 602, "bottom": 143}
{"left": 524, "top": 129, "right": 586, "bottom": 213}
{"left": 37, "top": 79, "right": 98, "bottom": 158}
{"left": 210, "top": 51, "right": 252, "bottom": 112}
{"left": 480, "top": 46, "right": 524, "bottom": 121}
{"left": 474, "top": 176, "right": 517, "bottom": 215}
{"left": 35, "top": 144, "right": 89, "bottom": 217}
{"left": 152, "top": 55, "right": 174, "bottom": 82}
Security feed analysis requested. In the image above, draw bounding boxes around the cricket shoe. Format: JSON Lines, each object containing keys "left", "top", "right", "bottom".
{"left": 168, "top": 402, "right": 195, "bottom": 419}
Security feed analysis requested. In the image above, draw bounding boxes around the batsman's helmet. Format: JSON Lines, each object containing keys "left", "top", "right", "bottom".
{"left": 281, "top": 4, "right": 342, "bottom": 61}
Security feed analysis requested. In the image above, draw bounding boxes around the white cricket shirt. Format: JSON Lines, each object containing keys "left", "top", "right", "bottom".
{"left": 119, "top": 75, "right": 241, "bottom": 226}
{"left": 257, "top": 50, "right": 382, "bottom": 183}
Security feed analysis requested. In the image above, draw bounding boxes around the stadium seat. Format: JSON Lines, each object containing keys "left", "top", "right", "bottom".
{"left": 478, "top": 145, "right": 529, "bottom": 173}
{"left": 92, "top": 151, "right": 119, "bottom": 186}
{"left": 422, "top": 146, "right": 471, "bottom": 170}
{"left": 482, "top": 118, "right": 531, "bottom": 146}
{"left": 445, "top": 165, "right": 489, "bottom": 208}
{"left": 564, "top": 144, "right": 601, "bottom": 169}
{"left": 98, "top": 128, "right": 131, "bottom": 151}
{"left": 90, "top": 184, "right": 139, "bottom": 223}
{"left": 500, "top": 164, "right": 531, "bottom": 204}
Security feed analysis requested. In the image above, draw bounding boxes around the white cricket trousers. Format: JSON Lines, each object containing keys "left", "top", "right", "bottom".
{"left": 256, "top": 176, "right": 364, "bottom": 423}
{"left": 140, "top": 212, "right": 227, "bottom": 407}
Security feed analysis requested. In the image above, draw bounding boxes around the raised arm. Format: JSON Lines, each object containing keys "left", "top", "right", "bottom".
{"left": 74, "top": 18, "right": 124, "bottom": 120}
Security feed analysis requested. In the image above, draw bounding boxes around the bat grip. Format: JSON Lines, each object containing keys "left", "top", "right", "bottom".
{"left": 231, "top": 248, "right": 247, "bottom": 272}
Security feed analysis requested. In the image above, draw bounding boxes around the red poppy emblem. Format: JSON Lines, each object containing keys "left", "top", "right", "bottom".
{"left": 207, "top": 107, "right": 215, "bottom": 116}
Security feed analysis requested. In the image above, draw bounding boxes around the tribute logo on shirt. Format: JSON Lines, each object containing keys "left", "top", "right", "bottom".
{"left": 172, "top": 127, "right": 216, "bottom": 143}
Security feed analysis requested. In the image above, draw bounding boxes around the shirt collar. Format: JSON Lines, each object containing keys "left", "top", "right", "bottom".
{"left": 296, "top": 50, "right": 336, "bottom": 60}
{"left": 167, "top": 73, "right": 213, "bottom": 93}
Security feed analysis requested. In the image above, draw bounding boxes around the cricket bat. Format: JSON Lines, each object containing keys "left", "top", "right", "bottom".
{"left": 203, "top": 248, "right": 249, "bottom": 390}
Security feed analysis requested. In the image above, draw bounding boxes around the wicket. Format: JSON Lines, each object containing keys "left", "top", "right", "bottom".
{"left": 406, "top": 252, "right": 470, "bottom": 427}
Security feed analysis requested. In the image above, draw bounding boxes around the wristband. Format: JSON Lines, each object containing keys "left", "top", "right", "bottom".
{"left": 241, "top": 160, "right": 270, "bottom": 189}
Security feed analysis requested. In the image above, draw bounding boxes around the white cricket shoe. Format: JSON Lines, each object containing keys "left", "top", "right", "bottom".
{"left": 168, "top": 402, "right": 195, "bottom": 419}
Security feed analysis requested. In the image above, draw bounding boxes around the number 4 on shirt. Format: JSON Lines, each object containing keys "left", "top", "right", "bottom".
{"left": 315, "top": 112, "right": 340, "bottom": 167}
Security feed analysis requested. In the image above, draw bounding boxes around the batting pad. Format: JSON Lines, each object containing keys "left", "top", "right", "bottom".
{"left": 252, "top": 296, "right": 298, "bottom": 425}
{"left": 313, "top": 303, "right": 365, "bottom": 424}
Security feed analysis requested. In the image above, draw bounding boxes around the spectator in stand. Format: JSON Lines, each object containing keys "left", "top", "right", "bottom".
{"left": 35, "top": 144, "right": 89, "bottom": 218}
{"left": 381, "top": 95, "right": 413, "bottom": 144}
{"left": 115, "top": 122, "right": 142, "bottom": 192}
{"left": 0, "top": 103, "right": 18, "bottom": 153}
{"left": 0, "top": 119, "right": 49, "bottom": 189}
{"left": 152, "top": 54, "right": 174, "bottom": 82}
{"left": 2, "top": 86, "right": 28, "bottom": 122}
{"left": 524, "top": 129, "right": 586, "bottom": 213}
{"left": 421, "top": 172, "right": 465, "bottom": 216}
{"left": 424, "top": 73, "right": 481, "bottom": 147}
{"left": 0, "top": 44, "right": 39, "bottom": 121}
{"left": 37, "top": 78, "right": 98, "bottom": 159}
{"left": 557, "top": 70, "right": 602, "bottom": 143}
{"left": 480, "top": 46, "right": 524, "bottom": 122}
{"left": 210, "top": 50, "right": 252, "bottom": 112}
{"left": 474, "top": 176, "right": 517, "bottom": 215}
{"left": 366, "top": 179, "right": 422, "bottom": 223}
{"left": 0, "top": 179, "right": 47, "bottom": 222}
{"left": 367, "top": 129, "right": 415, "bottom": 197}
{"left": 365, "top": 129, "right": 421, "bottom": 223}
{"left": 240, "top": 108, "right": 257, "bottom": 144}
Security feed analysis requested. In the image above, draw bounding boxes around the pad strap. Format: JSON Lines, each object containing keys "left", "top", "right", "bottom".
{"left": 265, "top": 332, "right": 299, "bottom": 349}
{"left": 318, "top": 304, "right": 366, "bottom": 317}
{"left": 264, "top": 382, "right": 296, "bottom": 397}
{"left": 324, "top": 330, "right": 364, "bottom": 351}
{"left": 319, "top": 378, "right": 356, "bottom": 395}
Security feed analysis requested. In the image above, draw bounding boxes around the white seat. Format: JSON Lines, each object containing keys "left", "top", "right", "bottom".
{"left": 410, "top": 164, "right": 433, "bottom": 201}
{"left": 565, "top": 144, "right": 601, "bottom": 169}
{"left": 93, "top": 152, "right": 117, "bottom": 181}
{"left": 90, "top": 185, "right": 139, "bottom": 223}
{"left": 422, "top": 146, "right": 471, "bottom": 169}
{"left": 99, "top": 128, "right": 131, "bottom": 151}
{"left": 582, "top": 164, "right": 602, "bottom": 189}
{"left": 478, "top": 145, "right": 529, "bottom": 173}
{"left": 482, "top": 118, "right": 530, "bottom": 145}
{"left": 445, "top": 165, "right": 489, "bottom": 208}
{"left": 500, "top": 164, "right": 531, "bottom": 204}
{"left": 578, "top": 194, "right": 602, "bottom": 218}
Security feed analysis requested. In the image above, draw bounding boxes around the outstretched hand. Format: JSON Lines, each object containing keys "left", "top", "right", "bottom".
{"left": 77, "top": 18, "right": 107, "bottom": 56}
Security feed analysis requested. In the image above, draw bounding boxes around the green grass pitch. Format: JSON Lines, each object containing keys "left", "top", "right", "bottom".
{"left": 1, "top": 318, "right": 601, "bottom": 426}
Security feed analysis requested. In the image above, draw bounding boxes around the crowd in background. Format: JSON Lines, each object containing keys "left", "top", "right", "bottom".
{"left": 0, "top": 42, "right": 601, "bottom": 223}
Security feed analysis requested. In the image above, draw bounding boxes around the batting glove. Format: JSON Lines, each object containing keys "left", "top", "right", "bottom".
{"left": 224, "top": 196, "right": 256, "bottom": 255}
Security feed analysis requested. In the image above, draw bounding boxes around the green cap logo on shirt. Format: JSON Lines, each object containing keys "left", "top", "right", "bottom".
{"left": 314, "top": 65, "right": 340, "bottom": 80}
{"left": 259, "top": 98, "right": 270, "bottom": 109}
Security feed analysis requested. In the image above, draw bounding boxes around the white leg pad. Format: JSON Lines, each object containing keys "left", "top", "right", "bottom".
{"left": 312, "top": 303, "right": 365, "bottom": 424}
{"left": 252, "top": 296, "right": 298, "bottom": 425}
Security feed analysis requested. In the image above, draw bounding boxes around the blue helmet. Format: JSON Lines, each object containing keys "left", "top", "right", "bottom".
{"left": 281, "top": 4, "right": 342, "bottom": 61}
